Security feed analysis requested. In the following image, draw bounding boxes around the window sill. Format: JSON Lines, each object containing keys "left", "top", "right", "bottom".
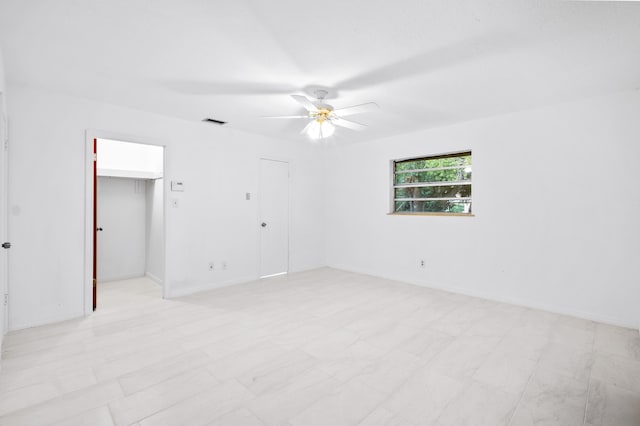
{"left": 388, "top": 212, "right": 475, "bottom": 217}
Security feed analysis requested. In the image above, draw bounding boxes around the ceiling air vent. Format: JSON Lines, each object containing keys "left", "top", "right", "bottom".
{"left": 202, "top": 118, "right": 227, "bottom": 125}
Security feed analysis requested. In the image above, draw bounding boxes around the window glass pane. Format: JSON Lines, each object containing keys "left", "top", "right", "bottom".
{"left": 395, "top": 153, "right": 471, "bottom": 172}
{"left": 394, "top": 185, "right": 471, "bottom": 199}
{"left": 394, "top": 168, "right": 471, "bottom": 185}
{"left": 394, "top": 199, "right": 472, "bottom": 214}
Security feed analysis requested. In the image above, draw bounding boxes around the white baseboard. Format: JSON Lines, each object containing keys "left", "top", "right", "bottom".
{"left": 167, "top": 275, "right": 259, "bottom": 298}
{"left": 326, "top": 263, "right": 638, "bottom": 330}
{"left": 145, "top": 272, "right": 163, "bottom": 286}
{"left": 415, "top": 279, "right": 636, "bottom": 330}
{"left": 100, "top": 273, "right": 145, "bottom": 283}
{"left": 9, "top": 309, "right": 85, "bottom": 332}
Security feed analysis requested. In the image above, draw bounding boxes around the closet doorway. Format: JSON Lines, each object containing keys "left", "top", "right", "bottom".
{"left": 90, "top": 137, "right": 166, "bottom": 311}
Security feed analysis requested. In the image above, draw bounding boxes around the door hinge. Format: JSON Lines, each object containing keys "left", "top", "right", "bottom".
{"left": 93, "top": 153, "right": 97, "bottom": 162}
{"left": 3, "top": 294, "right": 7, "bottom": 306}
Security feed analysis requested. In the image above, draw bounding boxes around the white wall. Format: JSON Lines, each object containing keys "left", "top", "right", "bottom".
{"left": 325, "top": 90, "right": 640, "bottom": 328}
{"left": 98, "top": 139, "right": 163, "bottom": 177}
{"left": 6, "top": 84, "right": 325, "bottom": 330}
{"left": 97, "top": 177, "right": 146, "bottom": 282}
{"left": 145, "top": 178, "right": 164, "bottom": 283}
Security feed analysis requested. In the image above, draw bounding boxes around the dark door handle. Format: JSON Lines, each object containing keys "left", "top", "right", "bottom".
{"left": 261, "top": 222, "right": 267, "bottom": 228}
{"left": 96, "top": 228, "right": 103, "bottom": 231}
{"left": 2, "top": 242, "right": 10, "bottom": 249}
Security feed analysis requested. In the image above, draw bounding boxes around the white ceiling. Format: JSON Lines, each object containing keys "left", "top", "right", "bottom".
{"left": 1, "top": 0, "right": 639, "bottom": 143}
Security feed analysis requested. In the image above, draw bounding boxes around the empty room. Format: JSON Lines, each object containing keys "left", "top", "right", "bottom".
{"left": 0, "top": 1, "right": 639, "bottom": 425}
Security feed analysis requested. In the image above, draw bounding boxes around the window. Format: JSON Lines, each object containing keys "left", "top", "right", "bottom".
{"left": 392, "top": 151, "right": 472, "bottom": 214}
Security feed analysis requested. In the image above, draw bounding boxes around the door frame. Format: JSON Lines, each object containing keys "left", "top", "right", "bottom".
{"left": 258, "top": 157, "right": 291, "bottom": 278}
{"left": 83, "top": 130, "right": 169, "bottom": 315}
{"left": 0, "top": 92, "right": 8, "bottom": 335}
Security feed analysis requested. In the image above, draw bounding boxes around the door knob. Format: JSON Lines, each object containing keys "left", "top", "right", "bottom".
{"left": 96, "top": 227, "right": 103, "bottom": 231}
{"left": 1, "top": 242, "right": 10, "bottom": 249}
{"left": 261, "top": 222, "right": 267, "bottom": 228}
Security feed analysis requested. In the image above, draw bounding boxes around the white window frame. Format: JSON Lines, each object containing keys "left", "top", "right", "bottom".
{"left": 390, "top": 150, "right": 473, "bottom": 216}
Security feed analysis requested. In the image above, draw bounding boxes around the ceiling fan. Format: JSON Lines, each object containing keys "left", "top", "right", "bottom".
{"left": 264, "top": 89, "right": 379, "bottom": 140}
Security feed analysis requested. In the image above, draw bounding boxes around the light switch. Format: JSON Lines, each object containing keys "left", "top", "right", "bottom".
{"left": 245, "top": 192, "right": 251, "bottom": 200}
{"left": 171, "top": 181, "right": 184, "bottom": 192}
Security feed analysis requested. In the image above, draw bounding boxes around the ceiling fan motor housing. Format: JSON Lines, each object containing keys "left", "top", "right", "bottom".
{"left": 314, "top": 103, "right": 333, "bottom": 112}
{"left": 313, "top": 89, "right": 329, "bottom": 100}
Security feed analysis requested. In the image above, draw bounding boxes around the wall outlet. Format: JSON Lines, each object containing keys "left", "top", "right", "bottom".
{"left": 420, "top": 259, "right": 425, "bottom": 268}
{"left": 208, "top": 262, "right": 215, "bottom": 271}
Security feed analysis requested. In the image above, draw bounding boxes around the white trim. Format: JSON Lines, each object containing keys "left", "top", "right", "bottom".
{"left": 394, "top": 181, "right": 472, "bottom": 188}
{"left": 260, "top": 272, "right": 288, "bottom": 279}
{"left": 393, "top": 150, "right": 472, "bottom": 164}
{"left": 166, "top": 275, "right": 258, "bottom": 298}
{"left": 8, "top": 309, "right": 85, "bottom": 332}
{"left": 394, "top": 197, "right": 472, "bottom": 202}
{"left": 83, "top": 134, "right": 92, "bottom": 315}
{"left": 0, "top": 92, "right": 7, "bottom": 346}
{"left": 97, "top": 168, "right": 163, "bottom": 180}
{"left": 395, "top": 164, "right": 470, "bottom": 174}
{"left": 100, "top": 273, "right": 146, "bottom": 283}
{"left": 145, "top": 272, "right": 163, "bottom": 286}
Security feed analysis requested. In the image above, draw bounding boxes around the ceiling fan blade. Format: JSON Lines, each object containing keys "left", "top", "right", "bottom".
{"left": 300, "top": 120, "right": 315, "bottom": 134}
{"left": 333, "top": 102, "right": 379, "bottom": 117}
{"left": 332, "top": 118, "right": 367, "bottom": 131}
{"left": 261, "top": 115, "right": 309, "bottom": 119}
{"left": 291, "top": 95, "right": 319, "bottom": 112}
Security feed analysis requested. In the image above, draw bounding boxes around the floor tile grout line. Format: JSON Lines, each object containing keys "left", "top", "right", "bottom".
{"left": 582, "top": 376, "right": 592, "bottom": 426}
{"left": 505, "top": 337, "right": 548, "bottom": 426}
{"left": 116, "top": 349, "right": 214, "bottom": 397}
{"left": 111, "top": 370, "right": 219, "bottom": 425}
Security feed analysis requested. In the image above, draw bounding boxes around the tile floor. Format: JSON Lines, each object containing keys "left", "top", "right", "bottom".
{"left": 0, "top": 268, "right": 639, "bottom": 425}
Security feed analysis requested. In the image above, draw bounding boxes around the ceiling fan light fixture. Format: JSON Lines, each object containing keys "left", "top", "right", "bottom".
{"left": 307, "top": 120, "right": 322, "bottom": 140}
{"left": 264, "top": 92, "right": 376, "bottom": 139}
{"left": 321, "top": 121, "right": 335, "bottom": 138}
{"left": 307, "top": 119, "right": 335, "bottom": 140}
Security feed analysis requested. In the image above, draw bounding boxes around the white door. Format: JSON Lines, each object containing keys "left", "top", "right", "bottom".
{"left": 0, "top": 93, "right": 8, "bottom": 336}
{"left": 259, "top": 159, "right": 289, "bottom": 277}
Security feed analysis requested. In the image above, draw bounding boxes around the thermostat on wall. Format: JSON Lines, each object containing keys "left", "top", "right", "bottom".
{"left": 171, "top": 181, "right": 184, "bottom": 192}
